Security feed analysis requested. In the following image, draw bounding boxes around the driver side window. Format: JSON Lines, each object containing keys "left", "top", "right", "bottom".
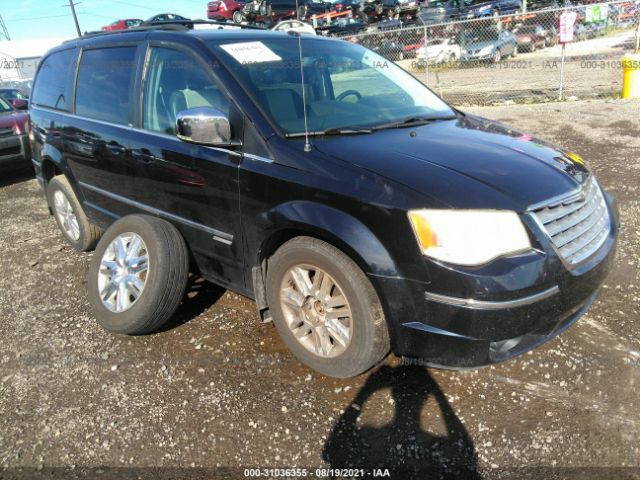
{"left": 143, "top": 47, "right": 231, "bottom": 135}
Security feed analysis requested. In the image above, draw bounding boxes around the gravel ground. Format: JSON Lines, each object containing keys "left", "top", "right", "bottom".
{"left": 0, "top": 99, "right": 639, "bottom": 480}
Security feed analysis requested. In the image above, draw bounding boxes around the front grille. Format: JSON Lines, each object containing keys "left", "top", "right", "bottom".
{"left": 0, "top": 145, "right": 21, "bottom": 157}
{"left": 532, "top": 177, "right": 610, "bottom": 265}
{"left": 0, "top": 127, "right": 13, "bottom": 137}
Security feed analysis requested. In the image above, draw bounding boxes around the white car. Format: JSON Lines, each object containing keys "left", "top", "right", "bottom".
{"left": 416, "top": 37, "right": 461, "bottom": 64}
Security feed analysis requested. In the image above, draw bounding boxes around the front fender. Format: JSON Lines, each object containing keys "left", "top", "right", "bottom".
{"left": 259, "top": 200, "right": 400, "bottom": 277}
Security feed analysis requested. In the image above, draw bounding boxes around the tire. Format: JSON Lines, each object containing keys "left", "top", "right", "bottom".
{"left": 266, "top": 237, "right": 390, "bottom": 378}
{"left": 511, "top": 44, "right": 518, "bottom": 57}
{"left": 375, "top": 3, "right": 384, "bottom": 15}
{"left": 232, "top": 10, "right": 244, "bottom": 23}
{"left": 47, "top": 175, "right": 102, "bottom": 252}
{"left": 493, "top": 49, "right": 501, "bottom": 63}
{"left": 88, "top": 214, "right": 189, "bottom": 335}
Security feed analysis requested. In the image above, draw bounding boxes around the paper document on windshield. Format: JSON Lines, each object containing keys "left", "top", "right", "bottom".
{"left": 220, "top": 42, "right": 282, "bottom": 64}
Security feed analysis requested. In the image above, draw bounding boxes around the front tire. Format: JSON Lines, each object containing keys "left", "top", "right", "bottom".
{"left": 47, "top": 175, "right": 102, "bottom": 251}
{"left": 266, "top": 237, "right": 390, "bottom": 378}
{"left": 88, "top": 215, "right": 189, "bottom": 335}
{"left": 232, "top": 10, "right": 244, "bottom": 23}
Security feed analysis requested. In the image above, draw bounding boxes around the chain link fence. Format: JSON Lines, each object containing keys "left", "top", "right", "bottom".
{"left": 333, "top": 0, "right": 640, "bottom": 105}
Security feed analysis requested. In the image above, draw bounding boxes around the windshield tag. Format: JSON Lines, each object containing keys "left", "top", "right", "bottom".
{"left": 220, "top": 41, "right": 282, "bottom": 64}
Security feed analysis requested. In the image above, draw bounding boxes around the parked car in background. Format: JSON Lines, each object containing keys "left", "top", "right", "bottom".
{"left": 207, "top": 0, "right": 248, "bottom": 23}
{"left": 317, "top": 17, "right": 367, "bottom": 35}
{"left": 460, "top": 27, "right": 517, "bottom": 61}
{"left": 0, "top": 97, "right": 30, "bottom": 171}
{"left": 514, "top": 24, "right": 547, "bottom": 51}
{"left": 0, "top": 88, "right": 28, "bottom": 110}
{"left": 373, "top": 0, "right": 420, "bottom": 20}
{"left": 416, "top": 37, "right": 461, "bottom": 63}
{"left": 462, "top": 0, "right": 521, "bottom": 18}
{"left": 418, "top": 0, "right": 466, "bottom": 24}
{"left": 269, "top": 0, "right": 333, "bottom": 20}
{"left": 101, "top": 18, "right": 143, "bottom": 31}
{"left": 145, "top": 13, "right": 191, "bottom": 23}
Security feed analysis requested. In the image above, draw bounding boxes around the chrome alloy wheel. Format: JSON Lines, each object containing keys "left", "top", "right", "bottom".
{"left": 97, "top": 233, "right": 149, "bottom": 313}
{"left": 280, "top": 265, "right": 353, "bottom": 358}
{"left": 53, "top": 190, "right": 80, "bottom": 241}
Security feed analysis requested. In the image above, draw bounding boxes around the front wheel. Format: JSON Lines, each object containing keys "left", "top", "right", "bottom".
{"left": 266, "top": 237, "right": 390, "bottom": 378}
{"left": 493, "top": 49, "right": 502, "bottom": 63}
{"left": 511, "top": 44, "right": 518, "bottom": 57}
{"left": 232, "top": 10, "right": 244, "bottom": 23}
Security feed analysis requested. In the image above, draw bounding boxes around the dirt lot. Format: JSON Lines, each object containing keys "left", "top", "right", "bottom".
{"left": 400, "top": 29, "right": 638, "bottom": 104}
{"left": 0, "top": 99, "right": 639, "bottom": 480}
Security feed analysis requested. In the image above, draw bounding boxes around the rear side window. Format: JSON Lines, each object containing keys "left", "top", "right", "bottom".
{"left": 32, "top": 48, "right": 77, "bottom": 111}
{"left": 75, "top": 47, "right": 137, "bottom": 125}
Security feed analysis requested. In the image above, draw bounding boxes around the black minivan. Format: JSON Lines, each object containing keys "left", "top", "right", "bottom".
{"left": 29, "top": 24, "right": 618, "bottom": 378}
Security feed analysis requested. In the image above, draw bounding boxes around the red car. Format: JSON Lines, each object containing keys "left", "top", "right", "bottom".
{"left": 0, "top": 97, "right": 30, "bottom": 171}
{"left": 207, "top": 0, "right": 247, "bottom": 23}
{"left": 101, "top": 18, "right": 143, "bottom": 31}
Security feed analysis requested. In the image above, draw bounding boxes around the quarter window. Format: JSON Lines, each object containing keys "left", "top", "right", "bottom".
{"left": 143, "top": 47, "right": 230, "bottom": 135}
{"left": 32, "top": 48, "right": 77, "bottom": 111}
{"left": 75, "top": 47, "right": 137, "bottom": 125}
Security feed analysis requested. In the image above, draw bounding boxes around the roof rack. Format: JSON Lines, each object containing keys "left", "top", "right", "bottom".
{"left": 79, "top": 19, "right": 267, "bottom": 39}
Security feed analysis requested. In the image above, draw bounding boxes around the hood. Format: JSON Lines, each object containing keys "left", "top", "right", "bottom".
{"left": 0, "top": 111, "right": 28, "bottom": 129}
{"left": 313, "top": 113, "right": 589, "bottom": 211}
{"left": 463, "top": 38, "right": 499, "bottom": 49}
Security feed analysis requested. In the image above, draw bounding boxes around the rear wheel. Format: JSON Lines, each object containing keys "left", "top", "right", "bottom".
{"left": 47, "top": 175, "right": 102, "bottom": 251}
{"left": 88, "top": 215, "right": 189, "bottom": 335}
{"left": 266, "top": 237, "right": 390, "bottom": 378}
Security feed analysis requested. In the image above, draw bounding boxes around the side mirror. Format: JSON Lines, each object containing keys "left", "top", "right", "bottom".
{"left": 176, "top": 107, "right": 233, "bottom": 146}
{"left": 12, "top": 99, "right": 28, "bottom": 110}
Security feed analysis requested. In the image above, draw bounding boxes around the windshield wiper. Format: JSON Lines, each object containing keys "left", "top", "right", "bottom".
{"left": 285, "top": 127, "right": 373, "bottom": 138}
{"left": 370, "top": 115, "right": 457, "bottom": 131}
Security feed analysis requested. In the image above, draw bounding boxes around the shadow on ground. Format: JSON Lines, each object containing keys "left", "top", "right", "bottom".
{"left": 323, "top": 365, "right": 481, "bottom": 480}
{"left": 159, "top": 274, "right": 226, "bottom": 332}
{"left": 0, "top": 166, "right": 34, "bottom": 188}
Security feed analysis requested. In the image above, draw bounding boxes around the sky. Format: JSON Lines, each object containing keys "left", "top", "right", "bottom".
{"left": 2, "top": 0, "right": 208, "bottom": 41}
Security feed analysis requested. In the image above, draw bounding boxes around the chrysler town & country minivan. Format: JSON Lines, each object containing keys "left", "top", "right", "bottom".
{"left": 29, "top": 24, "right": 618, "bottom": 377}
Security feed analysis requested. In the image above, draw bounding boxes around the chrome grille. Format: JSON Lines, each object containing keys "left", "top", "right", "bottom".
{"left": 532, "top": 177, "right": 610, "bottom": 265}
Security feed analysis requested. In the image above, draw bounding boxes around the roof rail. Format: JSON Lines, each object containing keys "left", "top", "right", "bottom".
{"left": 76, "top": 19, "right": 267, "bottom": 41}
{"left": 142, "top": 19, "right": 268, "bottom": 30}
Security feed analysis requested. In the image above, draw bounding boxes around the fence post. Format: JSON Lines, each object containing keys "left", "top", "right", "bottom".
{"left": 423, "top": 24, "right": 429, "bottom": 85}
{"left": 559, "top": 43, "right": 566, "bottom": 100}
{"left": 636, "top": 10, "right": 640, "bottom": 53}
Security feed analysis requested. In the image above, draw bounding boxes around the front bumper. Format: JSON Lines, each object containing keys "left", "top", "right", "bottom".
{"left": 0, "top": 133, "right": 30, "bottom": 169}
{"left": 375, "top": 191, "right": 620, "bottom": 368}
{"left": 461, "top": 52, "right": 495, "bottom": 62}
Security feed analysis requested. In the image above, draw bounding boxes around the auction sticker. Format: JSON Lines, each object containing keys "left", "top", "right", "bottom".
{"left": 220, "top": 41, "right": 282, "bottom": 64}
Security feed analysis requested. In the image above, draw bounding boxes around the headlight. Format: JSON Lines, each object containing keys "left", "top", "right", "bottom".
{"left": 407, "top": 209, "right": 531, "bottom": 266}
{"left": 480, "top": 45, "right": 494, "bottom": 55}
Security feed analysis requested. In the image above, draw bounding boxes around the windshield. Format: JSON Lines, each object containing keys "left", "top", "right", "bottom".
{"left": 0, "top": 98, "right": 13, "bottom": 112}
{"left": 209, "top": 37, "right": 454, "bottom": 135}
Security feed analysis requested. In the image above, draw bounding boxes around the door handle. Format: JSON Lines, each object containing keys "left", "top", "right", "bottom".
{"left": 106, "top": 143, "right": 126, "bottom": 155}
{"left": 131, "top": 149, "right": 157, "bottom": 164}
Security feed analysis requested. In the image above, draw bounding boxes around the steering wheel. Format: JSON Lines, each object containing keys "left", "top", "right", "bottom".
{"left": 336, "top": 90, "right": 362, "bottom": 102}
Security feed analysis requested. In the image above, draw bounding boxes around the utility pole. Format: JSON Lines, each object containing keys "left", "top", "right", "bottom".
{"left": 64, "top": 0, "right": 82, "bottom": 37}
{"left": 0, "top": 15, "right": 11, "bottom": 41}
